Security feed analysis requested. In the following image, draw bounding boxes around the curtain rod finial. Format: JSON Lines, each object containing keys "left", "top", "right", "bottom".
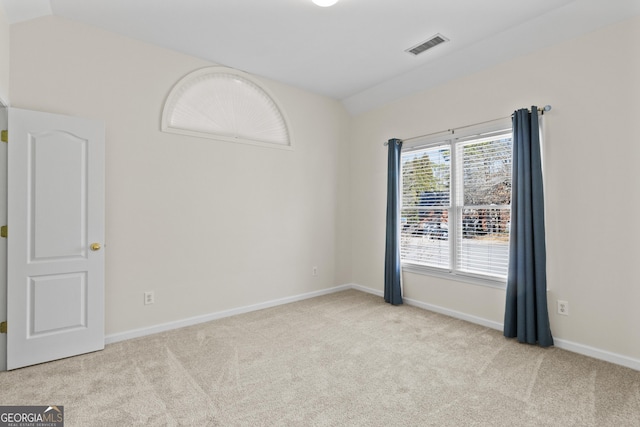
{"left": 543, "top": 105, "right": 552, "bottom": 112}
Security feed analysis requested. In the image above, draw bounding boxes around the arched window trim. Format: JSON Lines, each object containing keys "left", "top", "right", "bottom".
{"left": 161, "top": 66, "right": 293, "bottom": 150}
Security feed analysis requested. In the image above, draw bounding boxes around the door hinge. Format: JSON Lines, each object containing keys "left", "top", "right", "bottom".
{"left": 1, "top": 130, "right": 6, "bottom": 143}
{"left": 0, "top": 225, "right": 6, "bottom": 238}
{"left": 0, "top": 322, "right": 6, "bottom": 334}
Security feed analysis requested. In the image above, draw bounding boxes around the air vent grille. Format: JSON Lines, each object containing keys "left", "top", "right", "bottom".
{"left": 406, "top": 34, "right": 449, "bottom": 56}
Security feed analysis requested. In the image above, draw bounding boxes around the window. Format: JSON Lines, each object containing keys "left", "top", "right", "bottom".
{"left": 162, "top": 67, "right": 292, "bottom": 150}
{"left": 400, "top": 122, "right": 512, "bottom": 284}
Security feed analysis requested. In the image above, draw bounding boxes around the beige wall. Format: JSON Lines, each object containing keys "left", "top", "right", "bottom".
{"left": 10, "top": 16, "right": 351, "bottom": 336}
{"left": 349, "top": 16, "right": 640, "bottom": 360}
{"left": 0, "top": 3, "right": 9, "bottom": 103}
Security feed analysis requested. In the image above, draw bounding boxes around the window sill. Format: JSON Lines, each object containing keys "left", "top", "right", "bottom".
{"left": 401, "top": 262, "right": 507, "bottom": 290}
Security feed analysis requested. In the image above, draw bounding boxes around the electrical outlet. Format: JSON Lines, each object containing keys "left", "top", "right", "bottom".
{"left": 312, "top": 266, "right": 318, "bottom": 277}
{"left": 557, "top": 300, "right": 569, "bottom": 316}
{"left": 144, "top": 291, "right": 155, "bottom": 305}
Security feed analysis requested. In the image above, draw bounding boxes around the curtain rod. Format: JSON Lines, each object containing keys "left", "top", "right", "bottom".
{"left": 383, "top": 105, "right": 552, "bottom": 146}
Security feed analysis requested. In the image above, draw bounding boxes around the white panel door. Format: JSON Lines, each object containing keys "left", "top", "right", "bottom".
{"left": 7, "top": 108, "right": 105, "bottom": 370}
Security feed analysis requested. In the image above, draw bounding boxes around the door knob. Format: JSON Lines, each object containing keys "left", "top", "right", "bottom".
{"left": 90, "top": 243, "right": 102, "bottom": 251}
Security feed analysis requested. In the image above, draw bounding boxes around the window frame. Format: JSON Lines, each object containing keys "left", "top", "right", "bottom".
{"left": 399, "top": 118, "right": 513, "bottom": 288}
{"left": 161, "top": 66, "right": 293, "bottom": 150}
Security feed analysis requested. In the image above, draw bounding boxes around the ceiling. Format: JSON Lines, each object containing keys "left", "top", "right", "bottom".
{"left": 2, "top": 0, "right": 639, "bottom": 115}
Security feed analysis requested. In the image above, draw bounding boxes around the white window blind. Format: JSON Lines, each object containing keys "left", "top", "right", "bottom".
{"left": 400, "top": 126, "right": 513, "bottom": 283}
{"left": 400, "top": 145, "right": 451, "bottom": 269}
{"left": 162, "top": 67, "right": 292, "bottom": 150}
{"left": 455, "top": 133, "right": 512, "bottom": 278}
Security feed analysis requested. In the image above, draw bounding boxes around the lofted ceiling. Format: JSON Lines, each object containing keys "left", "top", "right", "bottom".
{"left": 1, "top": 0, "right": 639, "bottom": 115}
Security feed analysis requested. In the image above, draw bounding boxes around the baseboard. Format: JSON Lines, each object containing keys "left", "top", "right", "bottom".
{"left": 552, "top": 338, "right": 640, "bottom": 372}
{"left": 349, "top": 283, "right": 383, "bottom": 297}
{"left": 403, "top": 297, "right": 504, "bottom": 331}
{"left": 105, "top": 282, "right": 640, "bottom": 372}
{"left": 348, "top": 283, "right": 503, "bottom": 330}
{"left": 349, "top": 283, "right": 640, "bottom": 371}
{"left": 105, "top": 284, "right": 351, "bottom": 344}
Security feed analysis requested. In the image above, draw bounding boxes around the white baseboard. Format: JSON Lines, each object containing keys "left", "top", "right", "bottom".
{"left": 106, "top": 282, "right": 640, "bottom": 372}
{"left": 349, "top": 283, "right": 502, "bottom": 331}
{"left": 552, "top": 338, "right": 640, "bottom": 372}
{"left": 349, "top": 283, "right": 640, "bottom": 371}
{"left": 349, "top": 283, "right": 383, "bottom": 297}
{"left": 105, "top": 284, "right": 351, "bottom": 344}
{"left": 403, "top": 296, "right": 504, "bottom": 331}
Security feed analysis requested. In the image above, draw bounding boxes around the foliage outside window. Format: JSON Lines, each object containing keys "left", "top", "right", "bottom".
{"left": 400, "top": 129, "right": 512, "bottom": 282}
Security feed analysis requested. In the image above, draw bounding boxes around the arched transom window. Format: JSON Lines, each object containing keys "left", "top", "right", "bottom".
{"left": 162, "top": 67, "right": 292, "bottom": 149}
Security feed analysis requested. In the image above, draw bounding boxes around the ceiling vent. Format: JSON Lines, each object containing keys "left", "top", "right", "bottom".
{"left": 406, "top": 34, "right": 449, "bottom": 56}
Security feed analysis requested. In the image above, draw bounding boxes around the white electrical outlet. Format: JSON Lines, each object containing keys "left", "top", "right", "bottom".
{"left": 144, "top": 291, "right": 155, "bottom": 305}
{"left": 557, "top": 300, "right": 569, "bottom": 316}
{"left": 312, "top": 266, "right": 318, "bottom": 277}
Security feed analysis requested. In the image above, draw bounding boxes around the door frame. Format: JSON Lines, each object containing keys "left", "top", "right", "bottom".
{"left": 0, "top": 97, "right": 7, "bottom": 371}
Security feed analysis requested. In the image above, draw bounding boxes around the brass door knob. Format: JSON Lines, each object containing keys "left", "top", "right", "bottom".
{"left": 90, "top": 243, "right": 102, "bottom": 251}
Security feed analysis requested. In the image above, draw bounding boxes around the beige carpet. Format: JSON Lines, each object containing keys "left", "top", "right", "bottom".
{"left": 0, "top": 289, "right": 639, "bottom": 426}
